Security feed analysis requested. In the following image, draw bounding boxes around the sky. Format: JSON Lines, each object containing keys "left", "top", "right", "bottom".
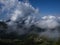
{"left": 29, "top": 0, "right": 60, "bottom": 16}
{"left": 0, "top": 0, "right": 60, "bottom": 20}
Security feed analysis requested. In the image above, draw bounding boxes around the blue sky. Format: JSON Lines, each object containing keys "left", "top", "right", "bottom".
{"left": 29, "top": 0, "right": 60, "bottom": 16}
{"left": 0, "top": 0, "right": 60, "bottom": 20}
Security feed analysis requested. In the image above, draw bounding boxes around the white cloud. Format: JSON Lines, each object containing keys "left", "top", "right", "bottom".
{"left": 36, "top": 15, "right": 59, "bottom": 29}
{"left": 1, "top": 0, "right": 60, "bottom": 39}
{"left": 41, "top": 15, "right": 56, "bottom": 20}
{"left": 36, "top": 15, "right": 60, "bottom": 39}
{"left": 11, "top": 10, "right": 22, "bottom": 21}
{"left": 1, "top": 0, "right": 39, "bottom": 35}
{"left": 0, "top": 0, "right": 18, "bottom": 20}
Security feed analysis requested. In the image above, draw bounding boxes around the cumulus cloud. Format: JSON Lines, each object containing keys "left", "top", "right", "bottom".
{"left": 0, "top": 0, "right": 39, "bottom": 35}
{"left": 0, "top": 0, "right": 60, "bottom": 39}
{"left": 36, "top": 15, "right": 60, "bottom": 39}
{"left": 37, "top": 15, "right": 59, "bottom": 29}
{"left": 0, "top": 0, "right": 18, "bottom": 20}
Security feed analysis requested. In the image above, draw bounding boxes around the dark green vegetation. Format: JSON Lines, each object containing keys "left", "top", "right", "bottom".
{"left": 0, "top": 21, "right": 60, "bottom": 45}
{"left": 0, "top": 34, "right": 60, "bottom": 45}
